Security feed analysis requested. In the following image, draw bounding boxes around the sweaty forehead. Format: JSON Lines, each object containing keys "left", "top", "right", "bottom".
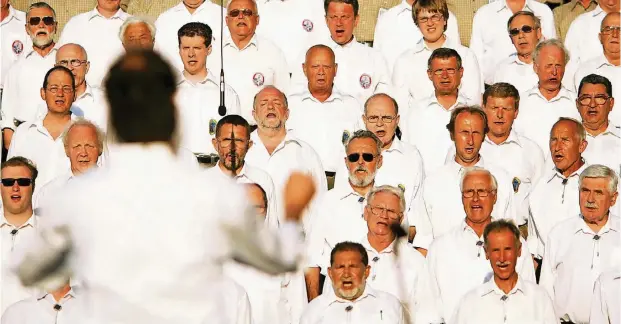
{"left": 1, "top": 166, "right": 32, "bottom": 178}
{"left": 456, "top": 112, "right": 485, "bottom": 129}
{"left": 431, "top": 57, "right": 458, "bottom": 68}
{"left": 579, "top": 83, "right": 607, "bottom": 96}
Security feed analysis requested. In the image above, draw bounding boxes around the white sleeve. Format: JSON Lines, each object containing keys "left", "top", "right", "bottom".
{"left": 391, "top": 54, "right": 413, "bottom": 113}
{"left": 468, "top": 12, "right": 486, "bottom": 82}
{"left": 236, "top": 287, "right": 252, "bottom": 324}
{"left": 419, "top": 247, "right": 445, "bottom": 323}
{"left": 273, "top": 47, "right": 291, "bottom": 95}
{"left": 282, "top": 271, "right": 308, "bottom": 324}
{"left": 265, "top": 176, "right": 281, "bottom": 229}
{"left": 1, "top": 65, "right": 20, "bottom": 131}
{"left": 58, "top": 18, "right": 79, "bottom": 46}
{"left": 226, "top": 86, "right": 242, "bottom": 115}
{"left": 540, "top": 8, "right": 557, "bottom": 40}
{"left": 564, "top": 20, "right": 581, "bottom": 62}
{"left": 372, "top": 52, "right": 392, "bottom": 95}
{"left": 412, "top": 179, "right": 434, "bottom": 249}
{"left": 539, "top": 234, "right": 557, "bottom": 303}
{"left": 461, "top": 49, "right": 483, "bottom": 101}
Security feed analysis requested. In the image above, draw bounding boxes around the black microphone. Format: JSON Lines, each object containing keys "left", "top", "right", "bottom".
{"left": 53, "top": 304, "right": 62, "bottom": 311}
{"left": 390, "top": 223, "right": 407, "bottom": 239}
{"left": 218, "top": 0, "right": 226, "bottom": 117}
{"left": 345, "top": 305, "right": 353, "bottom": 312}
{"left": 10, "top": 229, "right": 17, "bottom": 235}
{"left": 594, "top": 235, "right": 600, "bottom": 240}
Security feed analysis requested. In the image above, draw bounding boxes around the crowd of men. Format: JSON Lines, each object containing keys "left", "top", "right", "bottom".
{"left": 0, "top": 0, "right": 620, "bottom": 323}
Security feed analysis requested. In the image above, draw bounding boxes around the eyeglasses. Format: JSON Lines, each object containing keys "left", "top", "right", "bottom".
{"left": 367, "top": 205, "right": 401, "bottom": 219}
{"left": 365, "top": 115, "right": 397, "bottom": 124}
{"left": 228, "top": 9, "right": 254, "bottom": 17}
{"left": 431, "top": 68, "right": 457, "bottom": 76}
{"left": 578, "top": 95, "right": 610, "bottom": 106}
{"left": 217, "top": 138, "right": 247, "bottom": 148}
{"left": 1, "top": 178, "right": 32, "bottom": 187}
{"left": 347, "top": 153, "right": 376, "bottom": 163}
{"left": 29, "top": 16, "right": 55, "bottom": 26}
{"left": 418, "top": 14, "right": 443, "bottom": 24}
{"left": 56, "top": 59, "right": 88, "bottom": 68}
{"left": 46, "top": 86, "right": 74, "bottom": 94}
{"left": 509, "top": 25, "right": 534, "bottom": 37}
{"left": 462, "top": 189, "right": 496, "bottom": 198}
{"left": 601, "top": 26, "right": 621, "bottom": 35}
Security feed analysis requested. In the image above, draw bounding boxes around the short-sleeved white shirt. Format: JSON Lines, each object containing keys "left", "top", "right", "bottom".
{"left": 583, "top": 125, "right": 621, "bottom": 174}
{"left": 1, "top": 287, "right": 79, "bottom": 323}
{"left": 564, "top": 6, "right": 607, "bottom": 65}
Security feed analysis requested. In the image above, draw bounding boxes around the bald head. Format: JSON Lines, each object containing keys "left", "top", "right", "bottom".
{"left": 227, "top": 0, "right": 258, "bottom": 12}
{"left": 55, "top": 43, "right": 89, "bottom": 89}
{"left": 304, "top": 45, "right": 337, "bottom": 94}
{"left": 305, "top": 44, "right": 335, "bottom": 65}
{"left": 57, "top": 43, "right": 88, "bottom": 62}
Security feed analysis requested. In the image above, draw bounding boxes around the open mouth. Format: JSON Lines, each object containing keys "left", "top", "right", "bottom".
{"left": 493, "top": 121, "right": 505, "bottom": 126}
{"left": 10, "top": 194, "right": 21, "bottom": 202}
{"left": 266, "top": 113, "right": 276, "bottom": 118}
{"left": 335, "top": 29, "right": 345, "bottom": 37}
{"left": 36, "top": 31, "right": 48, "bottom": 36}
{"left": 553, "top": 153, "right": 564, "bottom": 162}
{"left": 375, "top": 130, "right": 386, "bottom": 137}
{"left": 470, "top": 204, "right": 482, "bottom": 210}
{"left": 548, "top": 77, "right": 558, "bottom": 83}
{"left": 426, "top": 27, "right": 436, "bottom": 33}
{"left": 55, "top": 99, "right": 65, "bottom": 105}
{"left": 497, "top": 263, "right": 510, "bottom": 270}
{"left": 342, "top": 280, "right": 353, "bottom": 288}
{"left": 236, "top": 22, "right": 247, "bottom": 27}
{"left": 464, "top": 147, "right": 474, "bottom": 154}
{"left": 587, "top": 110, "right": 599, "bottom": 117}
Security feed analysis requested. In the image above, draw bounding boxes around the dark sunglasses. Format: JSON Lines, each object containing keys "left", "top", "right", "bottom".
{"left": 347, "top": 153, "right": 376, "bottom": 163}
{"left": 509, "top": 25, "right": 534, "bottom": 37}
{"left": 1, "top": 178, "right": 32, "bottom": 187}
{"left": 29, "top": 16, "right": 55, "bottom": 26}
{"left": 228, "top": 9, "right": 254, "bottom": 18}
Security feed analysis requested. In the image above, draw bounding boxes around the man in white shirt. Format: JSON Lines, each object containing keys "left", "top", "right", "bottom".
{"left": 304, "top": 129, "right": 382, "bottom": 301}
{"left": 287, "top": 45, "right": 361, "bottom": 175}
{"left": 540, "top": 164, "right": 620, "bottom": 324}
{"left": 513, "top": 39, "right": 582, "bottom": 152}
{"left": 452, "top": 219, "right": 558, "bottom": 324}
{"left": 291, "top": 0, "right": 391, "bottom": 106}
{"left": 300, "top": 242, "right": 406, "bottom": 324}
{"left": 2, "top": 2, "right": 58, "bottom": 150}
{"left": 1, "top": 0, "right": 31, "bottom": 102}
{"left": 576, "top": 74, "right": 621, "bottom": 173}
{"left": 415, "top": 106, "right": 516, "bottom": 251}
{"left": 392, "top": 1, "right": 480, "bottom": 111}
{"left": 572, "top": 12, "right": 621, "bottom": 127}
{"left": 175, "top": 22, "right": 241, "bottom": 155}
{"left": 470, "top": 0, "right": 555, "bottom": 85}
{"left": 424, "top": 167, "right": 536, "bottom": 324}
{"left": 1, "top": 282, "right": 79, "bottom": 323}
{"left": 492, "top": 11, "right": 542, "bottom": 93}
{"left": 119, "top": 16, "right": 155, "bottom": 51}
{"left": 402, "top": 48, "right": 480, "bottom": 175}
{"left": 58, "top": 0, "right": 130, "bottom": 88}
{"left": 215, "top": 0, "right": 290, "bottom": 124}
{"left": 8, "top": 66, "right": 76, "bottom": 188}
{"left": 373, "top": 0, "right": 460, "bottom": 74}
{"left": 0, "top": 157, "right": 39, "bottom": 314}
{"left": 590, "top": 270, "right": 620, "bottom": 324}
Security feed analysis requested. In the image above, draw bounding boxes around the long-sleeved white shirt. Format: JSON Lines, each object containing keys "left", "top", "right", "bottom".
{"left": 1, "top": 286, "right": 79, "bottom": 324}
{"left": 0, "top": 6, "right": 30, "bottom": 90}
{"left": 564, "top": 6, "right": 607, "bottom": 66}
{"left": 589, "top": 270, "right": 620, "bottom": 324}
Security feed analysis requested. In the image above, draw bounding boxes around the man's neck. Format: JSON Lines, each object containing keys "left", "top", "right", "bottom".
{"left": 604, "top": 51, "right": 621, "bottom": 66}
{"left": 538, "top": 84, "right": 561, "bottom": 101}
{"left": 406, "top": 0, "right": 415, "bottom": 6}
{"left": 258, "top": 127, "right": 287, "bottom": 155}
{"left": 96, "top": 6, "right": 120, "bottom": 19}
{"left": 4, "top": 208, "right": 33, "bottom": 227}
{"left": 51, "top": 284, "right": 72, "bottom": 303}
{"left": 424, "top": 34, "right": 447, "bottom": 50}
{"left": 382, "top": 137, "right": 395, "bottom": 151}
{"left": 232, "top": 33, "right": 254, "bottom": 51}
{"left": 585, "top": 213, "right": 610, "bottom": 233}
{"left": 217, "top": 160, "right": 244, "bottom": 177}
{"left": 517, "top": 52, "right": 533, "bottom": 64}
{"left": 466, "top": 216, "right": 492, "bottom": 237}
{"left": 585, "top": 120, "right": 610, "bottom": 137}
{"left": 44, "top": 111, "right": 71, "bottom": 124}
{"left": 71, "top": 165, "right": 96, "bottom": 176}
{"left": 310, "top": 87, "right": 333, "bottom": 103}
{"left": 1, "top": 4, "right": 10, "bottom": 22}
{"left": 183, "top": 68, "right": 208, "bottom": 84}
{"left": 33, "top": 42, "right": 56, "bottom": 58}
{"left": 333, "top": 36, "right": 354, "bottom": 47}
{"left": 436, "top": 91, "right": 458, "bottom": 110}
{"left": 75, "top": 82, "right": 87, "bottom": 98}
{"left": 455, "top": 154, "right": 481, "bottom": 167}
{"left": 494, "top": 272, "right": 519, "bottom": 295}
{"left": 185, "top": 0, "right": 205, "bottom": 14}
{"left": 350, "top": 181, "right": 374, "bottom": 197}
{"left": 487, "top": 131, "right": 511, "bottom": 145}
{"left": 558, "top": 157, "right": 585, "bottom": 178}
{"left": 506, "top": 0, "right": 526, "bottom": 13}
{"left": 578, "top": 0, "right": 592, "bottom": 8}
{"left": 367, "top": 232, "right": 396, "bottom": 253}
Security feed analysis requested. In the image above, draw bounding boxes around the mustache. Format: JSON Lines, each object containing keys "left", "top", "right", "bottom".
{"left": 496, "top": 261, "right": 512, "bottom": 267}
{"left": 585, "top": 202, "right": 598, "bottom": 208}
{"left": 355, "top": 166, "right": 367, "bottom": 172}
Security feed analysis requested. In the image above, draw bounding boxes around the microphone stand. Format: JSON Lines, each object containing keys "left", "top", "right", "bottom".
{"left": 218, "top": 0, "right": 226, "bottom": 116}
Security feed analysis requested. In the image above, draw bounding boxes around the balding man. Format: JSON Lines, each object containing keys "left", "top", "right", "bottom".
{"left": 119, "top": 16, "right": 155, "bottom": 50}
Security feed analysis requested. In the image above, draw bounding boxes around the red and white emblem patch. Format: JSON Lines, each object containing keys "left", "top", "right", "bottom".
{"left": 12, "top": 40, "right": 23, "bottom": 55}
{"left": 302, "top": 19, "right": 314, "bottom": 32}
{"left": 359, "top": 74, "right": 372, "bottom": 89}
{"left": 252, "top": 72, "right": 265, "bottom": 86}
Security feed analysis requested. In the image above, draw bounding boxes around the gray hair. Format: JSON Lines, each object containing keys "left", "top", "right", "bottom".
{"left": 460, "top": 166, "right": 498, "bottom": 192}
{"left": 346, "top": 130, "right": 382, "bottom": 155}
{"left": 119, "top": 16, "right": 156, "bottom": 43}
{"left": 366, "top": 185, "right": 406, "bottom": 214}
{"left": 483, "top": 219, "right": 522, "bottom": 249}
{"left": 551, "top": 117, "right": 586, "bottom": 142}
{"left": 252, "top": 85, "right": 289, "bottom": 110}
{"left": 579, "top": 164, "right": 619, "bottom": 194}
{"left": 533, "top": 38, "right": 570, "bottom": 65}
{"left": 62, "top": 118, "right": 106, "bottom": 151}
{"left": 27, "top": 2, "right": 56, "bottom": 19}
{"left": 507, "top": 11, "right": 541, "bottom": 33}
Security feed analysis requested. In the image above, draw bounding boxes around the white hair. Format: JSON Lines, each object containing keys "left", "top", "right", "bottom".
{"left": 579, "top": 164, "right": 619, "bottom": 194}
{"left": 459, "top": 167, "right": 498, "bottom": 192}
{"left": 366, "top": 185, "right": 406, "bottom": 214}
{"left": 62, "top": 118, "right": 106, "bottom": 151}
{"left": 533, "top": 38, "right": 570, "bottom": 65}
{"left": 118, "top": 16, "right": 156, "bottom": 43}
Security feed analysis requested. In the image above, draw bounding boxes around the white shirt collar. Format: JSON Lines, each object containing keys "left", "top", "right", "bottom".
{"left": 295, "top": 87, "right": 346, "bottom": 103}
{"left": 331, "top": 36, "right": 360, "bottom": 50}
{"left": 177, "top": 70, "right": 218, "bottom": 86}
{"left": 480, "top": 276, "right": 526, "bottom": 297}
{"left": 172, "top": 0, "right": 218, "bottom": 14}
{"left": 592, "top": 5, "right": 605, "bottom": 17}
{"left": 397, "top": 0, "right": 413, "bottom": 13}
{"left": 326, "top": 285, "right": 378, "bottom": 306}
{"left": 593, "top": 54, "right": 616, "bottom": 69}
{"left": 587, "top": 123, "right": 621, "bottom": 139}
{"left": 546, "top": 160, "right": 589, "bottom": 182}
{"left": 1, "top": 5, "right": 23, "bottom": 26}
{"left": 413, "top": 35, "right": 459, "bottom": 54}
{"left": 484, "top": 129, "right": 523, "bottom": 147}
{"left": 251, "top": 129, "right": 305, "bottom": 154}
{"left": 496, "top": 0, "right": 534, "bottom": 12}
{"left": 424, "top": 91, "right": 472, "bottom": 111}
{"left": 224, "top": 34, "right": 259, "bottom": 51}
{"left": 24, "top": 45, "right": 58, "bottom": 59}
{"left": 37, "top": 286, "right": 80, "bottom": 301}
{"left": 77, "top": 83, "right": 95, "bottom": 100}
{"left": 575, "top": 214, "right": 620, "bottom": 235}
{"left": 526, "top": 85, "right": 574, "bottom": 102}
{"left": 507, "top": 53, "right": 531, "bottom": 66}
{"left": 445, "top": 155, "right": 488, "bottom": 173}
{"left": 384, "top": 136, "right": 405, "bottom": 154}
{"left": 332, "top": 181, "right": 365, "bottom": 201}
{"left": 88, "top": 7, "right": 129, "bottom": 21}
{"left": 0, "top": 212, "right": 37, "bottom": 229}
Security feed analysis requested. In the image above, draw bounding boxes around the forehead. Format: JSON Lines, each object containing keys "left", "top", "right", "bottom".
{"left": 246, "top": 184, "right": 265, "bottom": 201}
{"left": 581, "top": 176, "right": 611, "bottom": 189}
{"left": 218, "top": 123, "right": 248, "bottom": 137}
{"left": 126, "top": 23, "right": 151, "bottom": 35}
{"left": 47, "top": 70, "right": 73, "bottom": 84}
{"left": 485, "top": 96, "right": 516, "bottom": 107}
{"left": 228, "top": 0, "right": 257, "bottom": 10}
{"left": 551, "top": 121, "right": 578, "bottom": 136}
{"left": 463, "top": 172, "right": 492, "bottom": 188}
{"left": 580, "top": 83, "right": 608, "bottom": 95}
{"left": 603, "top": 13, "right": 620, "bottom": 26}
{"left": 1, "top": 165, "right": 32, "bottom": 177}
{"left": 366, "top": 96, "right": 396, "bottom": 115}
{"left": 28, "top": 7, "right": 54, "bottom": 18}
{"left": 430, "top": 57, "right": 458, "bottom": 68}
{"left": 455, "top": 112, "right": 485, "bottom": 128}
{"left": 369, "top": 191, "right": 400, "bottom": 207}
{"left": 306, "top": 48, "right": 335, "bottom": 64}
{"left": 333, "top": 250, "right": 363, "bottom": 264}
{"left": 57, "top": 45, "right": 86, "bottom": 60}
{"left": 486, "top": 229, "right": 517, "bottom": 245}
{"left": 346, "top": 137, "right": 376, "bottom": 152}
{"left": 417, "top": 8, "right": 441, "bottom": 17}
{"left": 327, "top": 1, "right": 355, "bottom": 14}
{"left": 257, "top": 88, "right": 284, "bottom": 101}
{"left": 538, "top": 45, "right": 564, "bottom": 61}
{"left": 510, "top": 14, "right": 535, "bottom": 27}
{"left": 67, "top": 125, "right": 98, "bottom": 142}
{"left": 180, "top": 35, "right": 207, "bottom": 46}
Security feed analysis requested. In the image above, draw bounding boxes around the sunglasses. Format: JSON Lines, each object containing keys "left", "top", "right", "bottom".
{"left": 347, "top": 153, "right": 376, "bottom": 163}
{"left": 1, "top": 178, "right": 32, "bottom": 187}
{"left": 509, "top": 25, "right": 534, "bottom": 37}
{"left": 29, "top": 16, "right": 55, "bottom": 26}
{"left": 228, "top": 9, "right": 254, "bottom": 18}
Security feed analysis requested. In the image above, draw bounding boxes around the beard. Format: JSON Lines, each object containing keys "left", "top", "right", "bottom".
{"left": 30, "top": 30, "right": 55, "bottom": 48}
{"left": 348, "top": 166, "right": 375, "bottom": 187}
{"left": 334, "top": 281, "right": 366, "bottom": 300}
{"left": 223, "top": 153, "right": 243, "bottom": 171}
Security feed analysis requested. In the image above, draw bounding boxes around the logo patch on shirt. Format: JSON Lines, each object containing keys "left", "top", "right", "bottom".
{"left": 398, "top": 184, "right": 405, "bottom": 192}
{"left": 359, "top": 74, "right": 372, "bottom": 89}
{"left": 209, "top": 119, "right": 217, "bottom": 135}
{"left": 512, "top": 177, "right": 521, "bottom": 193}
{"left": 252, "top": 72, "right": 265, "bottom": 87}
{"left": 12, "top": 40, "right": 23, "bottom": 55}
{"left": 302, "top": 19, "right": 314, "bottom": 32}
{"left": 342, "top": 130, "right": 350, "bottom": 145}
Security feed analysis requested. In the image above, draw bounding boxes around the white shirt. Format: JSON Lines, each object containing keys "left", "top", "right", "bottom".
{"left": 512, "top": 85, "right": 581, "bottom": 152}
{"left": 0, "top": 6, "right": 30, "bottom": 89}
{"left": 1, "top": 287, "right": 79, "bottom": 324}
{"left": 287, "top": 88, "right": 362, "bottom": 172}
{"left": 24, "top": 143, "right": 304, "bottom": 324}
{"left": 492, "top": 54, "right": 538, "bottom": 94}
{"left": 254, "top": 0, "right": 330, "bottom": 73}
{"left": 572, "top": 55, "right": 621, "bottom": 127}
{"left": 59, "top": 8, "right": 130, "bottom": 88}
{"left": 210, "top": 34, "right": 290, "bottom": 124}
{"left": 470, "top": 0, "right": 556, "bottom": 84}
{"left": 589, "top": 270, "right": 620, "bottom": 324}
{"left": 300, "top": 285, "right": 406, "bottom": 324}
{"left": 0, "top": 47, "right": 57, "bottom": 131}
{"left": 204, "top": 163, "right": 280, "bottom": 229}
{"left": 425, "top": 220, "right": 537, "bottom": 324}
{"left": 290, "top": 37, "right": 391, "bottom": 106}
{"left": 540, "top": 215, "right": 621, "bottom": 324}
{"left": 583, "top": 125, "right": 621, "bottom": 174}
{"left": 35, "top": 85, "right": 109, "bottom": 131}
{"left": 220, "top": 277, "right": 252, "bottom": 324}
{"left": 564, "top": 5, "right": 607, "bottom": 66}
{"left": 392, "top": 36, "right": 482, "bottom": 114}
{"left": 175, "top": 70, "right": 241, "bottom": 154}
{"left": 452, "top": 277, "right": 559, "bottom": 324}
{"left": 373, "top": 0, "right": 460, "bottom": 74}
{"left": 32, "top": 172, "right": 74, "bottom": 212}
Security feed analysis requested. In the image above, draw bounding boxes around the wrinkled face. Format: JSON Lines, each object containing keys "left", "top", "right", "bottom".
{"left": 485, "top": 229, "right": 521, "bottom": 281}
{"left": 577, "top": 83, "right": 614, "bottom": 131}
{"left": 328, "top": 250, "right": 370, "bottom": 300}
{"left": 416, "top": 9, "right": 446, "bottom": 42}
{"left": 65, "top": 125, "right": 101, "bottom": 174}
{"left": 428, "top": 57, "right": 463, "bottom": 95}
{"left": 599, "top": 14, "right": 620, "bottom": 56}
{"left": 226, "top": 0, "right": 259, "bottom": 39}
{"left": 56, "top": 45, "right": 89, "bottom": 88}
{"left": 123, "top": 23, "right": 154, "bottom": 50}
{"left": 599, "top": 0, "right": 620, "bottom": 13}
{"left": 509, "top": 15, "right": 541, "bottom": 57}
{"left": 303, "top": 47, "right": 337, "bottom": 93}
{"left": 363, "top": 96, "right": 399, "bottom": 147}
{"left": 549, "top": 121, "right": 587, "bottom": 172}
{"left": 453, "top": 112, "right": 485, "bottom": 165}
{"left": 252, "top": 88, "right": 289, "bottom": 129}
{"left": 26, "top": 7, "right": 56, "bottom": 47}
{"left": 97, "top": 0, "right": 120, "bottom": 12}
{"left": 1, "top": 166, "right": 34, "bottom": 215}
{"left": 179, "top": 36, "right": 211, "bottom": 75}
{"left": 580, "top": 177, "right": 618, "bottom": 223}
{"left": 41, "top": 70, "right": 76, "bottom": 114}
{"left": 325, "top": 2, "right": 359, "bottom": 45}
{"left": 484, "top": 96, "right": 518, "bottom": 139}
{"left": 345, "top": 138, "right": 382, "bottom": 187}
{"left": 245, "top": 184, "right": 267, "bottom": 218}
{"left": 462, "top": 172, "right": 497, "bottom": 223}
{"left": 213, "top": 124, "right": 251, "bottom": 171}
{"left": 534, "top": 45, "right": 566, "bottom": 91}
{"left": 364, "top": 191, "right": 403, "bottom": 236}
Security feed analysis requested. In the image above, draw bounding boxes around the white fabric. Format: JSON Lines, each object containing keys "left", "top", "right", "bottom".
{"left": 564, "top": 6, "right": 607, "bottom": 66}
{"left": 32, "top": 172, "right": 73, "bottom": 212}
{"left": 583, "top": 125, "right": 621, "bottom": 175}
{"left": 0, "top": 6, "right": 31, "bottom": 89}
{"left": 491, "top": 54, "right": 538, "bottom": 94}
{"left": 589, "top": 270, "right": 620, "bottom": 324}
{"left": 540, "top": 215, "right": 621, "bottom": 324}
{"left": 35, "top": 85, "right": 109, "bottom": 131}
{"left": 219, "top": 277, "right": 252, "bottom": 324}
{"left": 58, "top": 8, "right": 130, "bottom": 88}
{"left": 1, "top": 286, "right": 79, "bottom": 324}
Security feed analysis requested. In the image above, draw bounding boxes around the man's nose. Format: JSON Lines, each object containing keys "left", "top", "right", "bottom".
{"left": 496, "top": 108, "right": 504, "bottom": 119}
